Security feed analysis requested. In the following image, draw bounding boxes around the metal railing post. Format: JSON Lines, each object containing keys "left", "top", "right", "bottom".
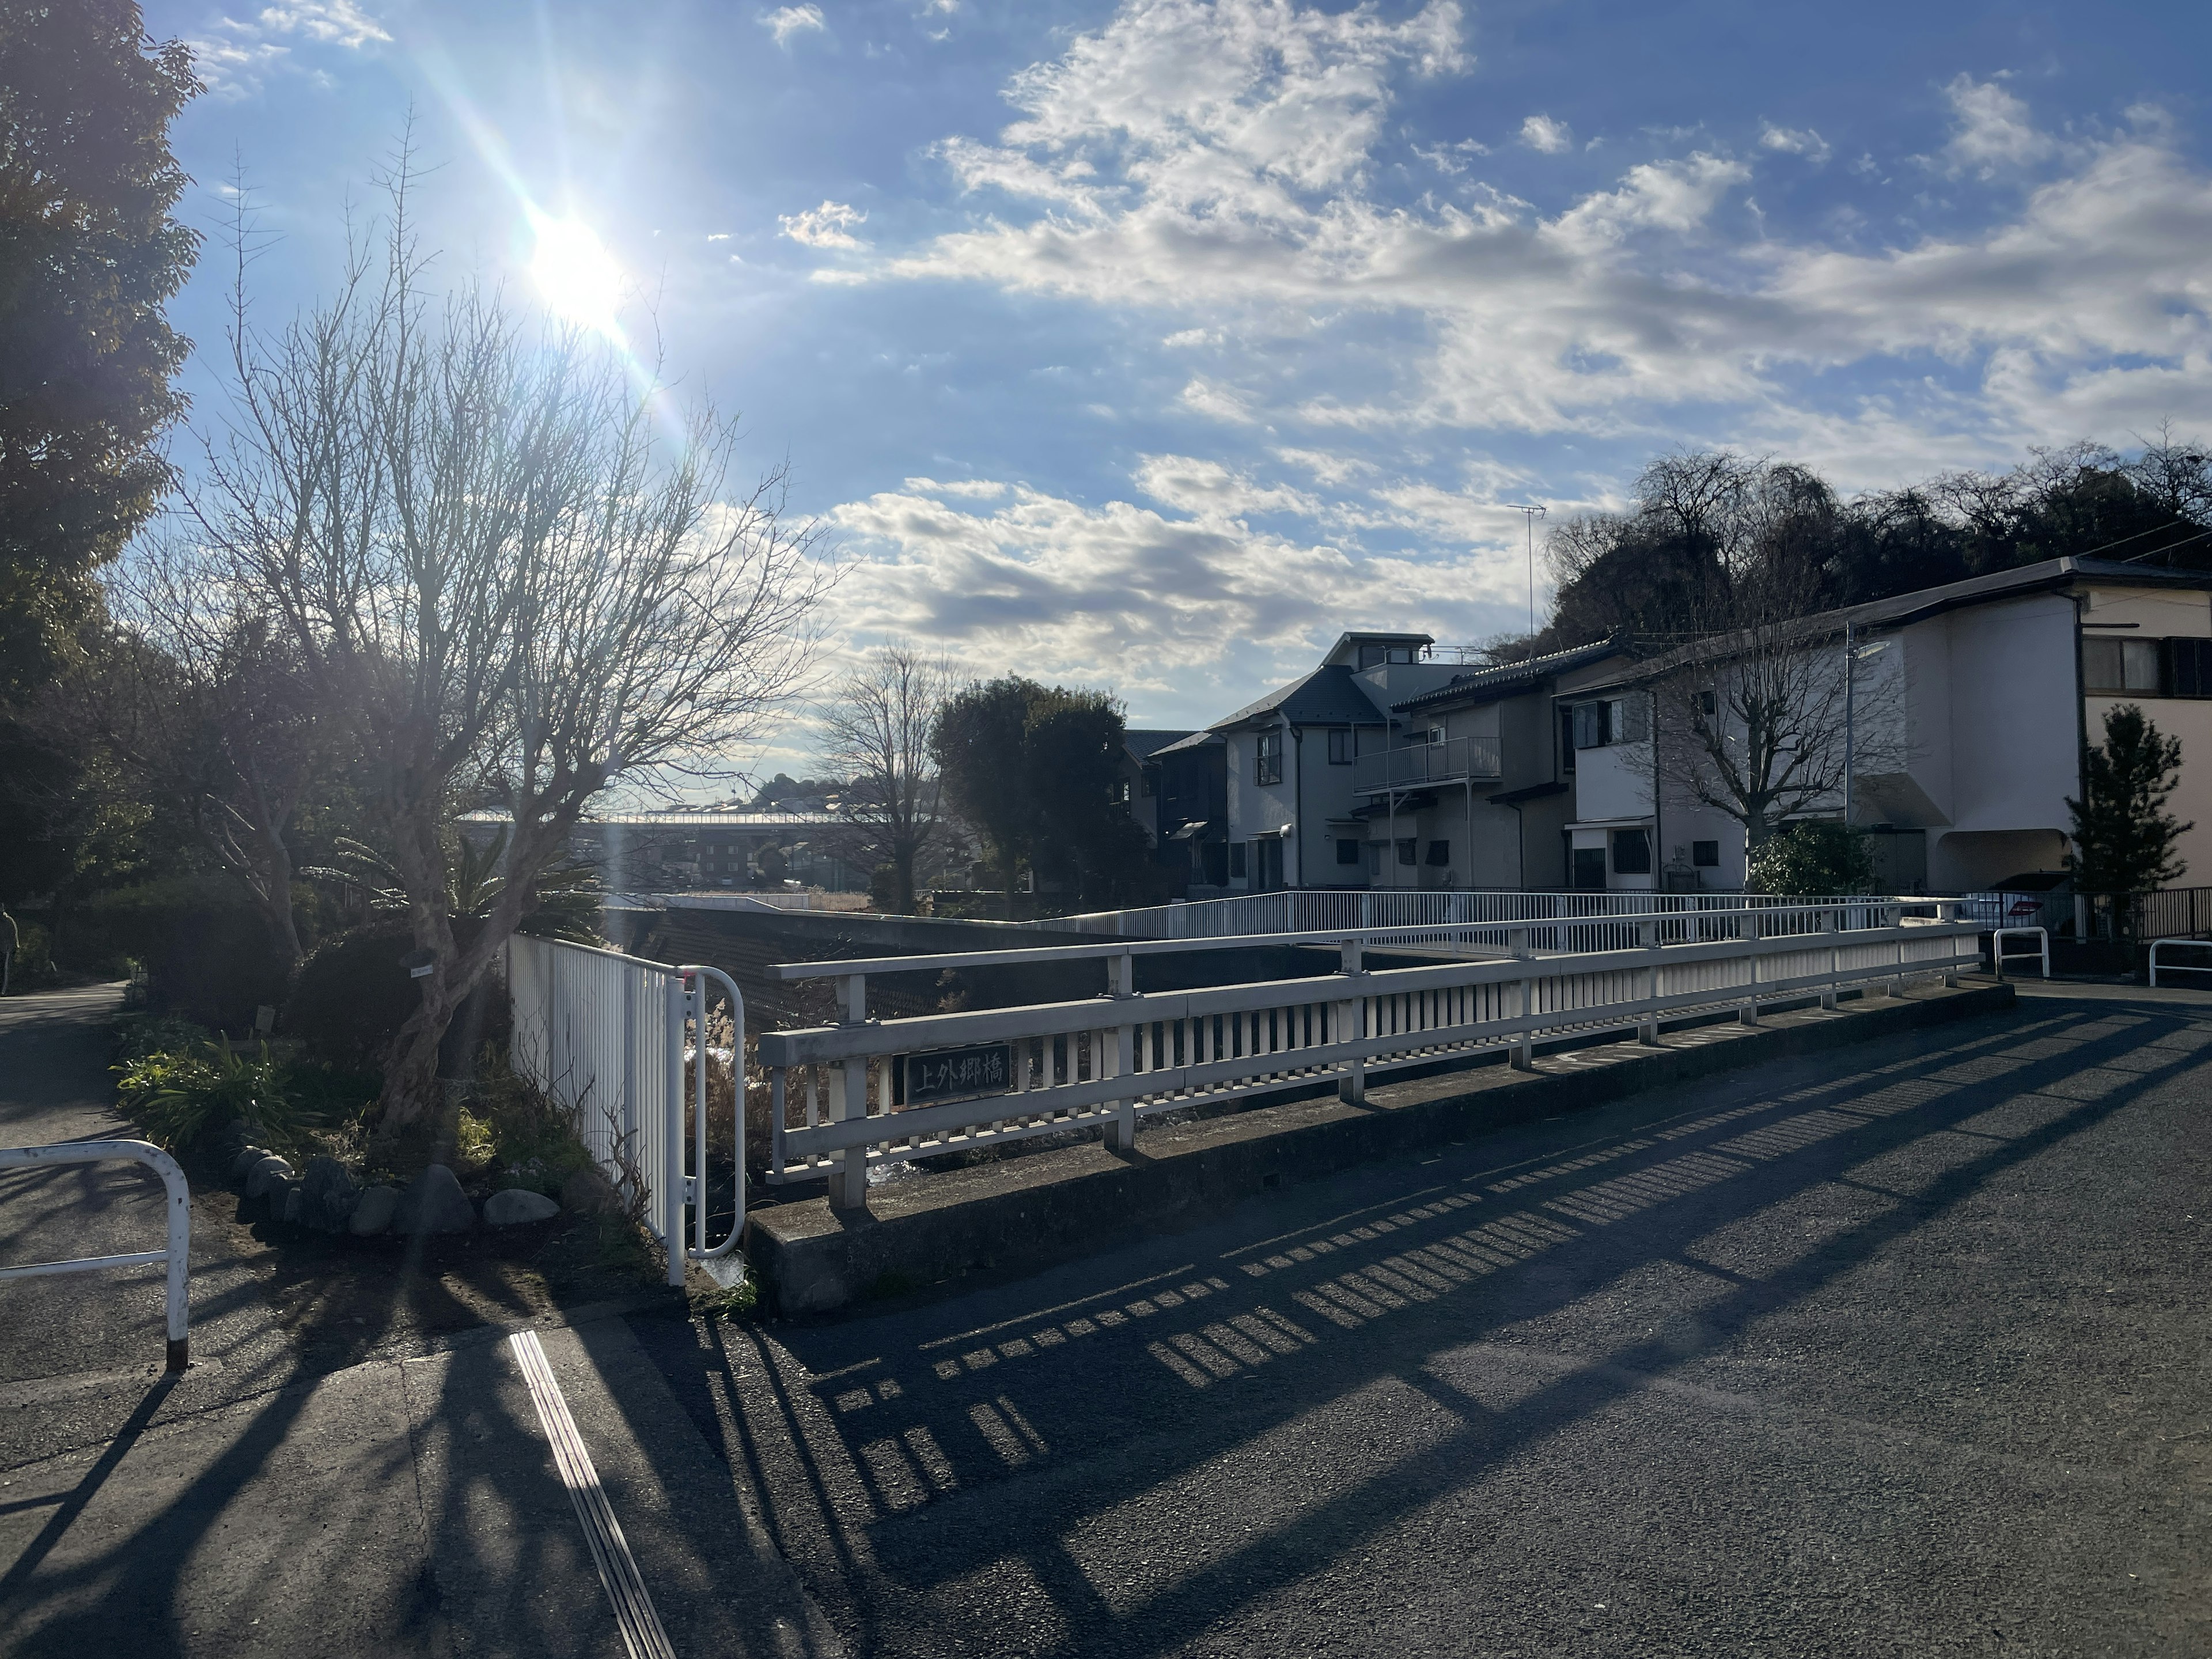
{"left": 1512, "top": 978, "right": 1535, "bottom": 1070}
{"left": 0, "top": 1140, "right": 191, "bottom": 1370}
{"left": 834, "top": 972, "right": 869, "bottom": 1209}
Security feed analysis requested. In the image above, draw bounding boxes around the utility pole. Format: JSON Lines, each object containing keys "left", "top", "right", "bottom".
{"left": 1842, "top": 619, "right": 1855, "bottom": 828}
{"left": 1502, "top": 504, "right": 1547, "bottom": 654}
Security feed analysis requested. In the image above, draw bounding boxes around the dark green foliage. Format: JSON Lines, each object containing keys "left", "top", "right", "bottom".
{"left": 308, "top": 829, "right": 604, "bottom": 944}
{"left": 68, "top": 876, "right": 287, "bottom": 1027}
{"left": 285, "top": 927, "right": 433, "bottom": 1069}
{"left": 463, "top": 1046, "right": 594, "bottom": 1197}
{"left": 930, "top": 676, "right": 1163, "bottom": 914}
{"left": 1540, "top": 442, "right": 2212, "bottom": 650}
{"left": 115, "top": 1037, "right": 304, "bottom": 1153}
{"left": 0, "top": 1, "right": 199, "bottom": 694}
{"left": 2067, "top": 704, "right": 2189, "bottom": 899}
{"left": 1745, "top": 821, "right": 1877, "bottom": 896}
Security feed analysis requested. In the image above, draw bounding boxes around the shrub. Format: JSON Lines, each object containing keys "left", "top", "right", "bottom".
{"left": 467, "top": 1046, "right": 596, "bottom": 1196}
{"left": 286, "top": 927, "right": 421, "bottom": 1068}
{"left": 115, "top": 1012, "right": 214, "bottom": 1062}
{"left": 7, "top": 922, "right": 58, "bottom": 991}
{"left": 116, "top": 1038, "right": 305, "bottom": 1153}
{"left": 286, "top": 921, "right": 500, "bottom": 1071}
{"left": 1746, "top": 821, "right": 1876, "bottom": 897}
{"left": 67, "top": 878, "right": 289, "bottom": 1029}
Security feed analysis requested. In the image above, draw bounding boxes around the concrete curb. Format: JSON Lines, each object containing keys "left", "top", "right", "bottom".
{"left": 744, "top": 982, "right": 2016, "bottom": 1315}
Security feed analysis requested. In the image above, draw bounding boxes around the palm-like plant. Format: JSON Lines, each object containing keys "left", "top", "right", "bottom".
{"left": 308, "top": 828, "right": 603, "bottom": 944}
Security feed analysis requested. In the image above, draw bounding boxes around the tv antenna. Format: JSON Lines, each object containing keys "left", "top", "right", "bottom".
{"left": 1501, "top": 504, "right": 1547, "bottom": 651}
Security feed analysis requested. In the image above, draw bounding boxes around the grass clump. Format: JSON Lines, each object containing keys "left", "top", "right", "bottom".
{"left": 693, "top": 1274, "right": 760, "bottom": 1321}
{"left": 116, "top": 1037, "right": 308, "bottom": 1155}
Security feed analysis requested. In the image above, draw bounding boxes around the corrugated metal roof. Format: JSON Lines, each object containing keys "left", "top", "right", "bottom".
{"left": 1392, "top": 637, "right": 1631, "bottom": 711}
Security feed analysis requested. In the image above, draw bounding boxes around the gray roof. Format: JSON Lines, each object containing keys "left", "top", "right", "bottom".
{"left": 1565, "top": 555, "right": 2212, "bottom": 698}
{"left": 1392, "top": 637, "right": 1631, "bottom": 713}
{"left": 1210, "top": 664, "right": 1389, "bottom": 730}
{"left": 1151, "top": 729, "right": 1225, "bottom": 758}
{"left": 1125, "top": 728, "right": 1198, "bottom": 760}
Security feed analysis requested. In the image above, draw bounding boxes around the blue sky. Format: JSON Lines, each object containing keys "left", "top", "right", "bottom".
{"left": 145, "top": 0, "right": 2212, "bottom": 777}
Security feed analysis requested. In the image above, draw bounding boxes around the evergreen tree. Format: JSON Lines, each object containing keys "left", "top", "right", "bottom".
{"left": 2067, "top": 704, "right": 2189, "bottom": 897}
{"left": 0, "top": 0, "right": 200, "bottom": 693}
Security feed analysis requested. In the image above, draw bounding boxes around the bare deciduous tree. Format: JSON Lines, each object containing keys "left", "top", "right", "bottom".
{"left": 186, "top": 174, "right": 828, "bottom": 1135}
{"left": 818, "top": 645, "right": 952, "bottom": 913}
{"left": 1634, "top": 560, "right": 1906, "bottom": 855}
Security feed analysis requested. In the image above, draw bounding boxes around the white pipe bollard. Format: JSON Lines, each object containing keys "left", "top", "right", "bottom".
{"left": 0, "top": 1139, "right": 191, "bottom": 1370}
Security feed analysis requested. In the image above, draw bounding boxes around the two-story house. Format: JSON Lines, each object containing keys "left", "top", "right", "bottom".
{"left": 1555, "top": 556, "right": 2212, "bottom": 894}
{"left": 1194, "top": 631, "right": 1638, "bottom": 893}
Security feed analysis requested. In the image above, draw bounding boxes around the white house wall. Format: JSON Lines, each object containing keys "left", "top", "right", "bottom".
{"left": 1574, "top": 738, "right": 1654, "bottom": 824}
{"left": 2081, "top": 583, "right": 2212, "bottom": 888}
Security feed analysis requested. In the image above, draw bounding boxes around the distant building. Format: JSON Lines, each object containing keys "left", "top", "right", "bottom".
{"left": 457, "top": 806, "right": 867, "bottom": 893}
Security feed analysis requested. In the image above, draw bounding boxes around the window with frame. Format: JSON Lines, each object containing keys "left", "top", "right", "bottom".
{"left": 1559, "top": 706, "right": 1577, "bottom": 772}
{"left": 1425, "top": 839, "right": 1450, "bottom": 867}
{"left": 1327, "top": 728, "right": 1355, "bottom": 764}
{"left": 1228, "top": 843, "right": 1248, "bottom": 878}
{"left": 1692, "top": 839, "right": 1720, "bottom": 868}
{"left": 1396, "top": 837, "right": 1418, "bottom": 866}
{"left": 1571, "top": 846, "right": 1607, "bottom": 890}
{"left": 2082, "top": 635, "right": 2161, "bottom": 693}
{"left": 1611, "top": 827, "right": 1653, "bottom": 874}
{"left": 1255, "top": 730, "right": 1283, "bottom": 784}
{"left": 1335, "top": 838, "right": 1362, "bottom": 865}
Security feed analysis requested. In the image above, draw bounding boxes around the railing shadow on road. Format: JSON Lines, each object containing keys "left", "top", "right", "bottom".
{"left": 0, "top": 1198, "right": 574, "bottom": 1656}
{"left": 638, "top": 993, "right": 2210, "bottom": 1658}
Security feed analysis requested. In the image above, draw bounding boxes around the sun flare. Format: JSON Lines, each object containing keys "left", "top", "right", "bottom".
{"left": 528, "top": 212, "right": 625, "bottom": 339}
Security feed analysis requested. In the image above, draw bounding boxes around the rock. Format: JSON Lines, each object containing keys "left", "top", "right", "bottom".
{"left": 350, "top": 1185, "right": 400, "bottom": 1236}
{"left": 297, "top": 1156, "right": 359, "bottom": 1233}
{"left": 393, "top": 1164, "right": 475, "bottom": 1234}
{"left": 483, "top": 1187, "right": 560, "bottom": 1226}
{"left": 281, "top": 1185, "right": 305, "bottom": 1225}
{"left": 231, "top": 1145, "right": 271, "bottom": 1181}
{"left": 559, "top": 1167, "right": 624, "bottom": 1217}
{"left": 243, "top": 1154, "right": 293, "bottom": 1200}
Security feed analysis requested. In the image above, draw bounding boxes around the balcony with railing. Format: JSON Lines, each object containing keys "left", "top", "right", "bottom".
{"left": 1352, "top": 735, "right": 1503, "bottom": 794}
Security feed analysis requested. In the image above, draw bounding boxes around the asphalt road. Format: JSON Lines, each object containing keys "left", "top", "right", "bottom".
{"left": 628, "top": 983, "right": 2212, "bottom": 1658}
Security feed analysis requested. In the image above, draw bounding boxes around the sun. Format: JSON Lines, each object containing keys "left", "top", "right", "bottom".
{"left": 528, "top": 211, "right": 625, "bottom": 340}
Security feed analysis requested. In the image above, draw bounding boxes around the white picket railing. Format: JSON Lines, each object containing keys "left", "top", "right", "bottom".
{"left": 1016, "top": 887, "right": 1933, "bottom": 945}
{"left": 757, "top": 914, "right": 1982, "bottom": 1199}
{"left": 506, "top": 935, "right": 744, "bottom": 1285}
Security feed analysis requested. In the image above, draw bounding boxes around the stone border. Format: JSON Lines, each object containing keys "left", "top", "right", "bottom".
{"left": 744, "top": 982, "right": 2016, "bottom": 1315}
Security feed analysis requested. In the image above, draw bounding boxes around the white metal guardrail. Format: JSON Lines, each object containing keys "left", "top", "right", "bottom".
{"left": 1990, "top": 926, "right": 2050, "bottom": 980}
{"left": 507, "top": 937, "right": 745, "bottom": 1286}
{"left": 2147, "top": 937, "right": 2212, "bottom": 988}
{"left": 758, "top": 915, "right": 1981, "bottom": 1203}
{"left": 0, "top": 1139, "right": 191, "bottom": 1370}
{"left": 1014, "top": 888, "right": 1949, "bottom": 943}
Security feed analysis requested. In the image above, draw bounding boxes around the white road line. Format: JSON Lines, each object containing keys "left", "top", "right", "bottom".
{"left": 508, "top": 1330, "right": 676, "bottom": 1659}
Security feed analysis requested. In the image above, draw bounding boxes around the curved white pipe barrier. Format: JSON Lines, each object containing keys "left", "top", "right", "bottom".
{"left": 1990, "top": 926, "right": 2050, "bottom": 980}
{"left": 2148, "top": 937, "right": 2212, "bottom": 989}
{"left": 677, "top": 964, "right": 747, "bottom": 1281}
{"left": 0, "top": 1138, "right": 191, "bottom": 1370}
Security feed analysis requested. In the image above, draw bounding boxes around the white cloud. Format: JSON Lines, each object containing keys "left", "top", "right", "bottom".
{"left": 903, "top": 476, "right": 1009, "bottom": 498}
{"left": 760, "top": 5, "right": 827, "bottom": 48}
{"left": 1519, "top": 115, "right": 1572, "bottom": 155}
{"left": 850, "top": 0, "right": 2212, "bottom": 461}
{"left": 253, "top": 1, "right": 388, "bottom": 48}
{"left": 1937, "top": 74, "right": 2056, "bottom": 177}
{"left": 188, "top": 0, "right": 385, "bottom": 97}
{"left": 1133, "top": 454, "right": 1323, "bottom": 520}
{"left": 823, "top": 476, "right": 1509, "bottom": 721}
{"left": 1759, "top": 123, "right": 1831, "bottom": 164}
{"left": 778, "top": 200, "right": 868, "bottom": 249}
{"left": 1179, "top": 376, "right": 1261, "bottom": 424}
